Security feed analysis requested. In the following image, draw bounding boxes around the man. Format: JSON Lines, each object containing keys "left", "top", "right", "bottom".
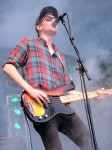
{"left": 3, "top": 6, "right": 103, "bottom": 150}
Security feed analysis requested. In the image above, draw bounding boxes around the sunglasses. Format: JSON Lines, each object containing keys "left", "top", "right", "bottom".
{"left": 39, "top": 15, "right": 57, "bottom": 25}
{"left": 45, "top": 15, "right": 56, "bottom": 22}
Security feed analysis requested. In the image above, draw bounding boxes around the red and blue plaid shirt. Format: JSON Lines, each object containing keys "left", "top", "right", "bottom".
{"left": 6, "top": 37, "right": 69, "bottom": 90}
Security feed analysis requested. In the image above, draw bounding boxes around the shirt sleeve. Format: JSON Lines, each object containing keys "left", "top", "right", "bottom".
{"left": 4, "top": 38, "right": 29, "bottom": 69}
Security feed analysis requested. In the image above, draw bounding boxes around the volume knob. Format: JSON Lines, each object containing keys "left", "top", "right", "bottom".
{"left": 38, "top": 116, "right": 42, "bottom": 120}
{"left": 44, "top": 114, "right": 48, "bottom": 118}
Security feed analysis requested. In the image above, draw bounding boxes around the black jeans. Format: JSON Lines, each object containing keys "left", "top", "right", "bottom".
{"left": 33, "top": 113, "right": 93, "bottom": 150}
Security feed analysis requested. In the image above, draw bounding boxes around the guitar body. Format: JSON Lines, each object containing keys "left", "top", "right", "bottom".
{"left": 21, "top": 84, "right": 75, "bottom": 124}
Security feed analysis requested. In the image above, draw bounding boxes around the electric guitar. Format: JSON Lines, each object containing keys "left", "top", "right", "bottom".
{"left": 21, "top": 84, "right": 112, "bottom": 124}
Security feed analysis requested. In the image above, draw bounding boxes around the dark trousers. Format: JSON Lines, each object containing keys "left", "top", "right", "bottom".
{"left": 33, "top": 113, "right": 93, "bottom": 150}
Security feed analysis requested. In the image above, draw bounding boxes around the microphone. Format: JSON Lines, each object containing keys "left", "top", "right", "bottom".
{"left": 53, "top": 13, "right": 67, "bottom": 26}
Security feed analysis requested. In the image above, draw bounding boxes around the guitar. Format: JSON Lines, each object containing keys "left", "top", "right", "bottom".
{"left": 21, "top": 84, "right": 112, "bottom": 124}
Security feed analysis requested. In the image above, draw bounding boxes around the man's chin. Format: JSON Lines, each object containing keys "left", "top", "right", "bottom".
{"left": 49, "top": 30, "right": 57, "bottom": 36}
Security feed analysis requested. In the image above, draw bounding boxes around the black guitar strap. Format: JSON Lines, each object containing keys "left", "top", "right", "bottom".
{"left": 56, "top": 52, "right": 75, "bottom": 88}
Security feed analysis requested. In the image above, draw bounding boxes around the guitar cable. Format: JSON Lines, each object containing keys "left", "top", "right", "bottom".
{"left": 24, "top": 110, "right": 34, "bottom": 150}
{"left": 21, "top": 104, "right": 34, "bottom": 150}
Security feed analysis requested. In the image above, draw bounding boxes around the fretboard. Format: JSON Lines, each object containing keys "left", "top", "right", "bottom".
{"left": 60, "top": 89, "right": 112, "bottom": 104}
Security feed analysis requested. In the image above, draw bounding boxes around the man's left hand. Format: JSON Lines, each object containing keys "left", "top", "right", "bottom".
{"left": 96, "top": 88, "right": 111, "bottom": 99}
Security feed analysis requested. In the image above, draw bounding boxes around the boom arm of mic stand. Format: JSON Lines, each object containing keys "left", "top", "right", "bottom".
{"left": 61, "top": 19, "right": 91, "bottom": 80}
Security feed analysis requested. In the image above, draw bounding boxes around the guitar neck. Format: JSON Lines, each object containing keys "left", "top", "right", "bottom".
{"left": 60, "top": 89, "right": 112, "bottom": 104}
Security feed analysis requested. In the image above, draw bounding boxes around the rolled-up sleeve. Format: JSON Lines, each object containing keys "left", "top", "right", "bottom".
{"left": 4, "top": 38, "right": 29, "bottom": 69}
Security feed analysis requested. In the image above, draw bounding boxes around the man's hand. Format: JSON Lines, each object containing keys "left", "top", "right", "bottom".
{"left": 96, "top": 88, "right": 111, "bottom": 99}
{"left": 28, "top": 88, "right": 50, "bottom": 106}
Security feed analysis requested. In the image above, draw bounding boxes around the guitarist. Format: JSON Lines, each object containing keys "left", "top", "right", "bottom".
{"left": 3, "top": 6, "right": 106, "bottom": 150}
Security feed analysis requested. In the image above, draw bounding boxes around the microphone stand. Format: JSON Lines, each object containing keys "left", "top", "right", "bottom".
{"left": 60, "top": 17, "right": 99, "bottom": 150}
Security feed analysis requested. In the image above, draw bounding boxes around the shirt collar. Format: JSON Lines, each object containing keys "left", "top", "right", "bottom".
{"left": 37, "top": 37, "right": 59, "bottom": 52}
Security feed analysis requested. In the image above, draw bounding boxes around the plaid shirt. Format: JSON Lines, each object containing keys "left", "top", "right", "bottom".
{"left": 6, "top": 37, "right": 69, "bottom": 90}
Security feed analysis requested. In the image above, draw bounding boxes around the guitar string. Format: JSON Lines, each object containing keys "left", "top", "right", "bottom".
{"left": 47, "top": 96, "right": 60, "bottom": 103}
{"left": 49, "top": 97, "right": 61, "bottom": 104}
{"left": 47, "top": 96, "right": 67, "bottom": 105}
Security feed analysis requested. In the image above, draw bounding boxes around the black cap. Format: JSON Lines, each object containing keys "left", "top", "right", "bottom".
{"left": 35, "top": 6, "right": 58, "bottom": 26}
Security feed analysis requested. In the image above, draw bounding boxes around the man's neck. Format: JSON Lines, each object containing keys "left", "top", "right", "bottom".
{"left": 39, "top": 35, "right": 55, "bottom": 55}
{"left": 40, "top": 35, "right": 53, "bottom": 46}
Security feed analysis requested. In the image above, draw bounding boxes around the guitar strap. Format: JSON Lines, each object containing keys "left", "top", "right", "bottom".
{"left": 56, "top": 52, "right": 75, "bottom": 88}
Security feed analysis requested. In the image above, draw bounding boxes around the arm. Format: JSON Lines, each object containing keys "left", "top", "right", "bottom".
{"left": 2, "top": 64, "right": 49, "bottom": 105}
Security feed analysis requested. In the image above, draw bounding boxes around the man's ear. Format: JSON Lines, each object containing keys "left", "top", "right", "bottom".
{"left": 36, "top": 25, "right": 42, "bottom": 31}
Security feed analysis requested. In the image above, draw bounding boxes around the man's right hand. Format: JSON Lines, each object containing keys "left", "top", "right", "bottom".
{"left": 28, "top": 88, "right": 50, "bottom": 106}
{"left": 2, "top": 64, "right": 50, "bottom": 106}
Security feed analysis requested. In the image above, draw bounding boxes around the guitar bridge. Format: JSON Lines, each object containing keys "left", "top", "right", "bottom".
{"left": 27, "top": 101, "right": 35, "bottom": 116}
